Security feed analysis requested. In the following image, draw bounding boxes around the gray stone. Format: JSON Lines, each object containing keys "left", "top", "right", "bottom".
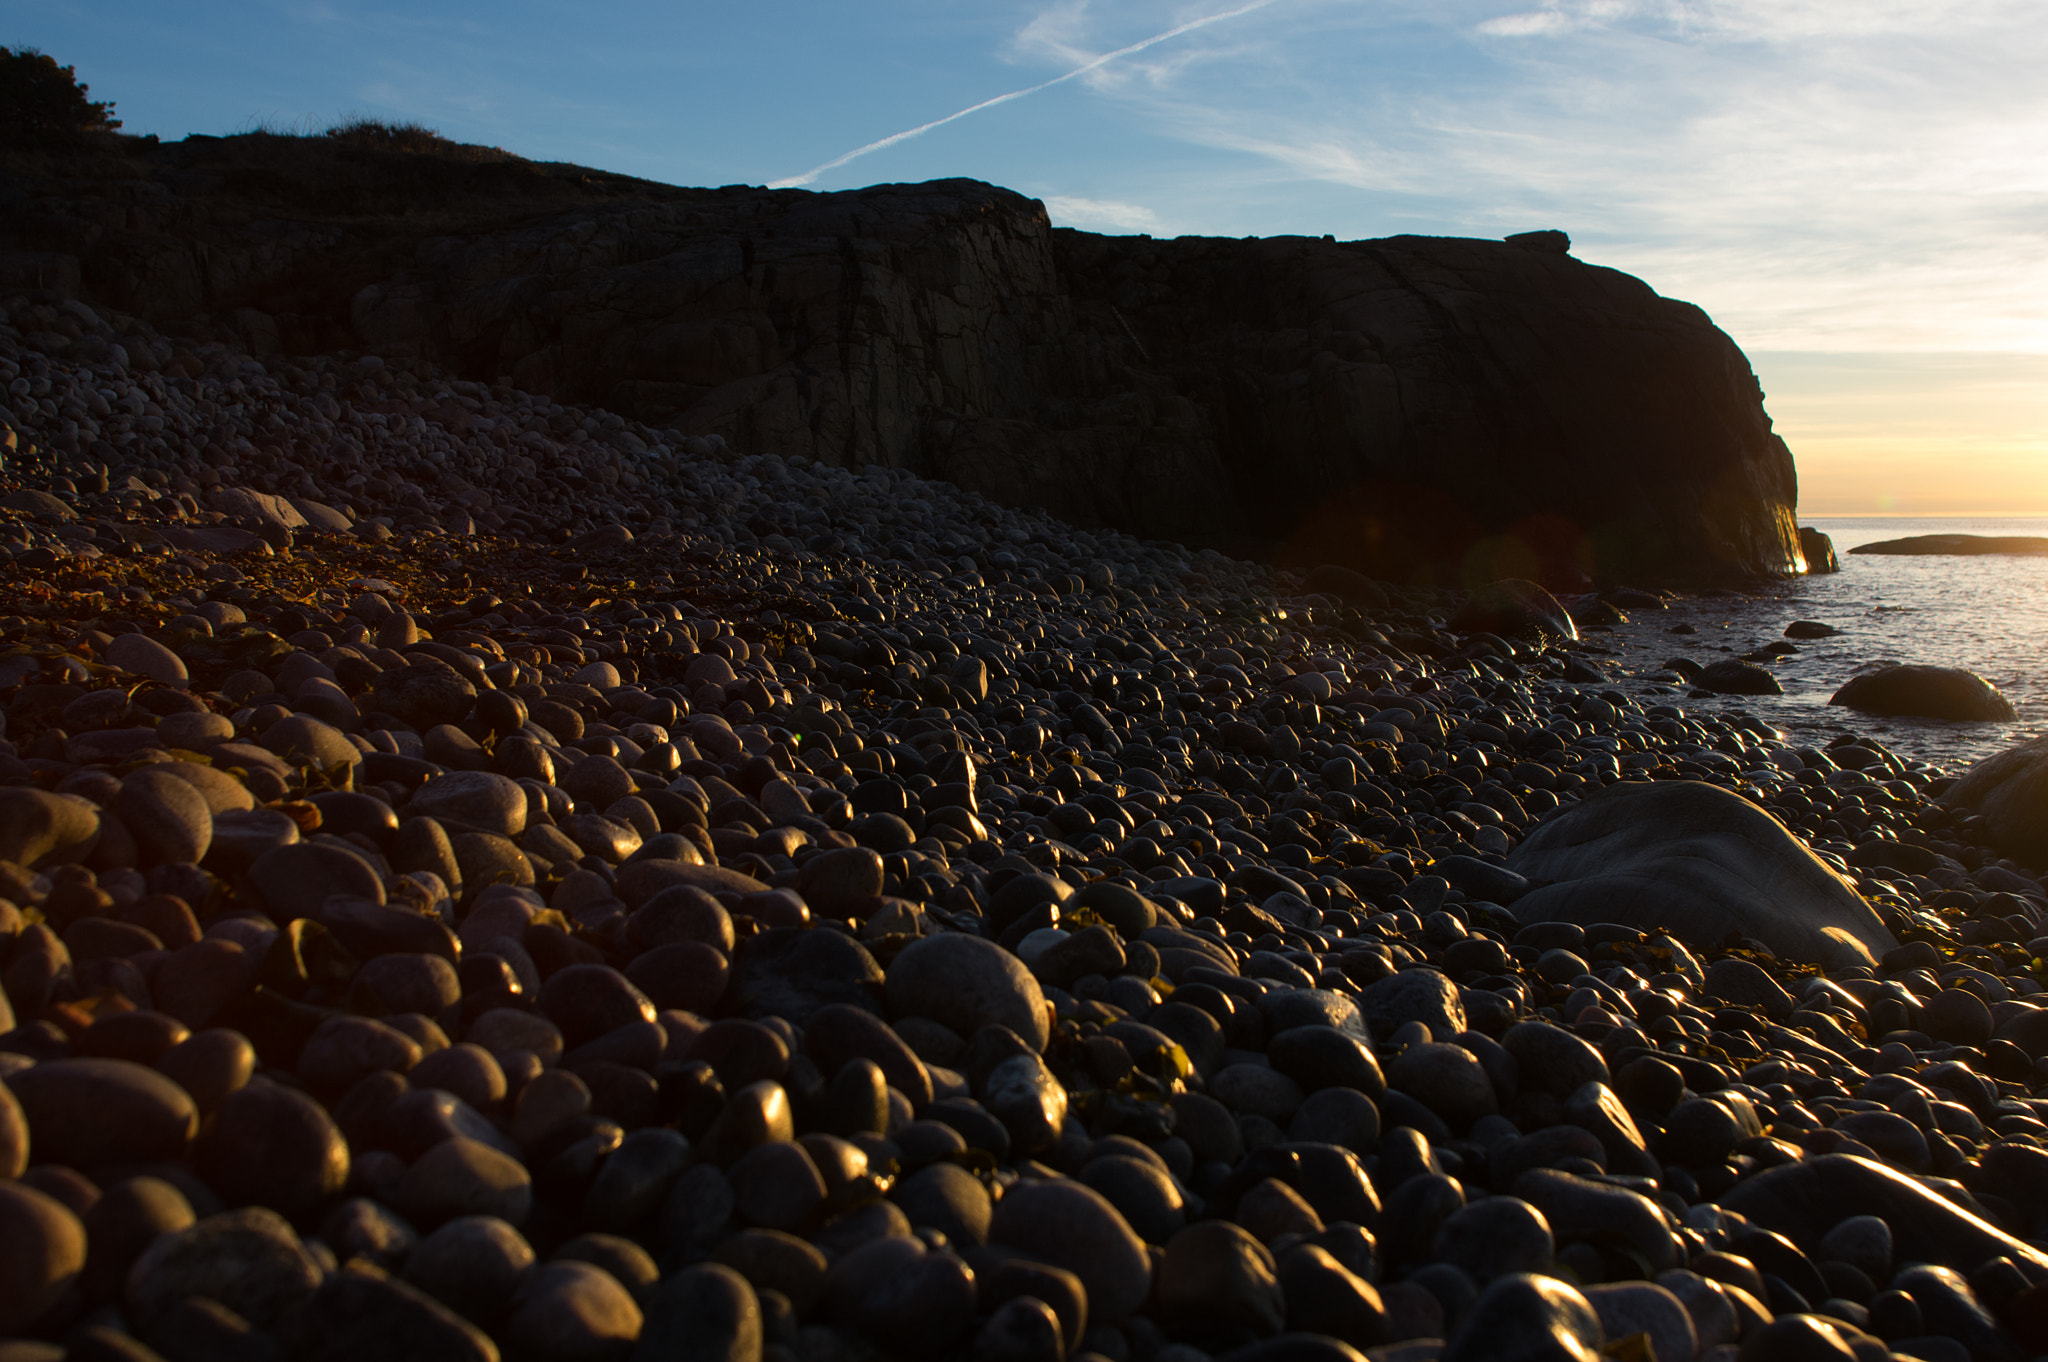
{"left": 83, "top": 1176, "right": 196, "bottom": 1301}
{"left": 823, "top": 1236, "right": 977, "bottom": 1357}
{"left": 1508, "top": 779, "right": 1896, "bottom": 967}
{"left": 794, "top": 847, "right": 885, "bottom": 916}
{"left": 409, "top": 771, "right": 529, "bottom": 837}
{"left": 117, "top": 766, "right": 214, "bottom": 865}
{"left": 1582, "top": 1282, "right": 1695, "bottom": 1362}
{"left": 1818, "top": 1215, "right": 1891, "bottom": 1283}
{"left": 990, "top": 1178, "right": 1153, "bottom": 1321}
{"left": 1210, "top": 1063, "right": 1307, "bottom": 1123}
{"left": 299, "top": 1015, "right": 424, "bottom": 1091}
{"left": 1081, "top": 1154, "right": 1186, "bottom": 1245}
{"left": 396, "top": 1136, "right": 534, "bottom": 1228}
{"left": 107, "top": 632, "right": 189, "bottom": 686}
{"left": 1499, "top": 1022, "right": 1610, "bottom": 1099}
{"left": 259, "top": 714, "right": 363, "bottom": 773}
{"left": 371, "top": 663, "right": 477, "bottom": 731}
{"left": 633, "top": 1263, "right": 761, "bottom": 1362}
{"left": 584, "top": 1128, "right": 691, "bottom": 1233}
{"left": 320, "top": 1198, "right": 417, "bottom": 1270}
{"left": 126, "top": 1207, "right": 324, "bottom": 1329}
{"left": 1442, "top": 1272, "right": 1603, "bottom": 1362}
{"left": 1561, "top": 1081, "right": 1657, "bottom": 1177}
{"left": 0, "top": 1181, "right": 86, "bottom": 1335}
{"left": 279, "top": 1260, "right": 497, "bottom": 1362}
{"left": 1266, "top": 1025, "right": 1387, "bottom": 1098}
{"left": 196, "top": 1078, "right": 351, "bottom": 1219}
{"left": 1433, "top": 1196, "right": 1554, "bottom": 1281}
{"left": 249, "top": 841, "right": 386, "bottom": 919}
{"left": 501, "top": 1259, "right": 644, "bottom": 1362}
{"left": 403, "top": 1215, "right": 536, "bottom": 1325}
{"left": 1288, "top": 1087, "right": 1382, "bottom": 1153}
{"left": 0, "top": 1074, "right": 26, "bottom": 1178}
{"left": 891, "top": 1161, "right": 993, "bottom": 1246}
{"left": 0, "top": 787, "right": 102, "bottom": 868}
{"left": 972, "top": 1296, "right": 1068, "bottom": 1362}
{"left": 887, "top": 932, "right": 1050, "bottom": 1051}
{"left": 1388, "top": 1042, "right": 1497, "bottom": 1128}
{"left": 8, "top": 1056, "right": 198, "bottom": 1169}
{"left": 1700, "top": 958, "right": 1796, "bottom": 1019}
{"left": 1511, "top": 1169, "right": 1680, "bottom": 1273}
{"left": 1156, "top": 1220, "right": 1284, "bottom": 1339}
{"left": 1276, "top": 1242, "right": 1386, "bottom": 1349}
{"left": 1360, "top": 968, "right": 1466, "bottom": 1039}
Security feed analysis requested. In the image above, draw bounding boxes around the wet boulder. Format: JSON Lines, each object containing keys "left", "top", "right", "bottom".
{"left": 1830, "top": 664, "right": 2016, "bottom": 721}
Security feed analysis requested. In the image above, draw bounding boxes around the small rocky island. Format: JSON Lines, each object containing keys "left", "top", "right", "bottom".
{"left": 3, "top": 110, "right": 2047, "bottom": 1362}
{"left": 1851, "top": 536, "right": 2048, "bottom": 557}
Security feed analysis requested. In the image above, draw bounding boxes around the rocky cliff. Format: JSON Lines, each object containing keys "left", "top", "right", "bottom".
{"left": 0, "top": 131, "right": 1806, "bottom": 585}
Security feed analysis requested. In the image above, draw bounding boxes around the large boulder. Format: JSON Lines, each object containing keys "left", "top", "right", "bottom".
{"left": 1942, "top": 734, "right": 2048, "bottom": 867}
{"left": 1506, "top": 780, "right": 1895, "bottom": 967}
{"left": 1829, "top": 665, "right": 2016, "bottom": 721}
{"left": 1450, "top": 579, "right": 1578, "bottom": 642}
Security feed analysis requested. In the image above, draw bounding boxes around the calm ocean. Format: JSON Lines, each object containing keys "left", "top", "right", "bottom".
{"left": 1594, "top": 516, "right": 2048, "bottom": 774}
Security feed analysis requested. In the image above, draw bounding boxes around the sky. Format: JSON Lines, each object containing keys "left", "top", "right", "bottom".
{"left": 19, "top": 0, "right": 2048, "bottom": 514}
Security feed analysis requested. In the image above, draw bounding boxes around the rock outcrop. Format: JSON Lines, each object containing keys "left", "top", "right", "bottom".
{"left": 1797, "top": 526, "right": 1838, "bottom": 573}
{"left": 1, "top": 132, "right": 1805, "bottom": 584}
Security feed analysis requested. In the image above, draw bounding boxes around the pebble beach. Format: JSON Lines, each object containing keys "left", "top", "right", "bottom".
{"left": 8, "top": 295, "right": 2048, "bottom": 1362}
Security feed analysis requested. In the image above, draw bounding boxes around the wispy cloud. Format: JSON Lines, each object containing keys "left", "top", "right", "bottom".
{"left": 1043, "top": 195, "right": 1163, "bottom": 231}
{"left": 766, "top": 0, "right": 1283, "bottom": 188}
{"left": 1007, "top": 0, "right": 2048, "bottom": 352}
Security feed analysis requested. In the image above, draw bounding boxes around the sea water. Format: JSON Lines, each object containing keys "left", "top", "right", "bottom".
{"left": 1592, "top": 516, "right": 2048, "bottom": 774}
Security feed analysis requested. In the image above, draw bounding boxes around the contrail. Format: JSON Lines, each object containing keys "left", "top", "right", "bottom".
{"left": 768, "top": 0, "right": 1281, "bottom": 189}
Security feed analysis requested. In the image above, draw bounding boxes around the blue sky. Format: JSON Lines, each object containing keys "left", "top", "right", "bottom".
{"left": 20, "top": 0, "right": 2048, "bottom": 511}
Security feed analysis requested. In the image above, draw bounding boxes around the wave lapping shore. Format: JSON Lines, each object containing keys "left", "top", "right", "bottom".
{"left": 6, "top": 299, "right": 2048, "bottom": 1362}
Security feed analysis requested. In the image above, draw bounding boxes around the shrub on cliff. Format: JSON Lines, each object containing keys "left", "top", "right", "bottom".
{"left": 1, "top": 47, "right": 121, "bottom": 143}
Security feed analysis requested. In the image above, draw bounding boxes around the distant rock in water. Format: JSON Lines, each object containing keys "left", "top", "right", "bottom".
{"left": 1508, "top": 780, "right": 1898, "bottom": 968}
{"left": 1850, "top": 534, "right": 2048, "bottom": 556}
{"left": 4, "top": 136, "right": 1807, "bottom": 585}
{"left": 1695, "top": 659, "right": 1783, "bottom": 695}
{"left": 1798, "top": 526, "right": 1839, "bottom": 573}
{"left": 1784, "top": 620, "right": 1839, "bottom": 638}
{"left": 1830, "top": 665, "right": 2016, "bottom": 721}
{"left": 1942, "top": 734, "right": 2048, "bottom": 868}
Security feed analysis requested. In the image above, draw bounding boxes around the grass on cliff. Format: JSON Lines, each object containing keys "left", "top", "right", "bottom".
{"left": 322, "top": 115, "right": 521, "bottom": 163}
{"left": 227, "top": 113, "right": 522, "bottom": 164}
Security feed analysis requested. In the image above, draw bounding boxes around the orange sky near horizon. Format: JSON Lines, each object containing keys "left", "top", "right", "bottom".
{"left": 1744, "top": 352, "right": 2048, "bottom": 518}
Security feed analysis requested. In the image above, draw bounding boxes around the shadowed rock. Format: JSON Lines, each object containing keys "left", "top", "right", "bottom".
{"left": 1942, "top": 734, "right": 2048, "bottom": 868}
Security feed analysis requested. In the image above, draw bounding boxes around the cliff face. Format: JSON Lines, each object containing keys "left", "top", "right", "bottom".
{"left": 0, "top": 133, "right": 1805, "bottom": 584}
